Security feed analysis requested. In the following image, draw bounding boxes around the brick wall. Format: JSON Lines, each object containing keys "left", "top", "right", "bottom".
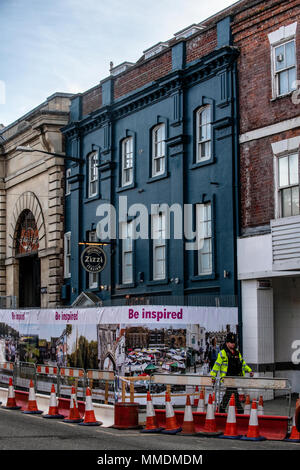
{"left": 240, "top": 128, "right": 300, "bottom": 230}
{"left": 233, "top": 0, "right": 300, "bottom": 135}
{"left": 186, "top": 27, "right": 217, "bottom": 64}
{"left": 80, "top": 25, "right": 218, "bottom": 114}
{"left": 113, "top": 51, "right": 173, "bottom": 100}
{"left": 234, "top": 0, "right": 300, "bottom": 230}
{"left": 82, "top": 85, "right": 102, "bottom": 117}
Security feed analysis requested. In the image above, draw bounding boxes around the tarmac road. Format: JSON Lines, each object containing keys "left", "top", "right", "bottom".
{"left": 0, "top": 406, "right": 299, "bottom": 454}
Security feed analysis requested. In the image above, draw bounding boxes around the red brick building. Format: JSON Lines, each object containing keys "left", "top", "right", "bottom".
{"left": 232, "top": 0, "right": 300, "bottom": 390}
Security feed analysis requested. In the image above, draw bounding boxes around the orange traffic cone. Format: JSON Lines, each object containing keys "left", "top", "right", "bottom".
{"left": 22, "top": 380, "right": 43, "bottom": 414}
{"left": 141, "top": 391, "right": 163, "bottom": 433}
{"left": 1, "top": 378, "right": 21, "bottom": 410}
{"left": 196, "top": 389, "right": 206, "bottom": 413}
{"left": 241, "top": 400, "right": 266, "bottom": 441}
{"left": 161, "top": 392, "right": 182, "bottom": 434}
{"left": 196, "top": 394, "right": 222, "bottom": 436}
{"left": 219, "top": 394, "right": 241, "bottom": 439}
{"left": 258, "top": 396, "right": 264, "bottom": 416}
{"left": 194, "top": 386, "right": 199, "bottom": 407}
{"left": 179, "top": 395, "right": 196, "bottom": 435}
{"left": 244, "top": 395, "right": 251, "bottom": 414}
{"left": 78, "top": 387, "right": 102, "bottom": 426}
{"left": 284, "top": 409, "right": 300, "bottom": 442}
{"left": 43, "top": 384, "right": 64, "bottom": 419}
{"left": 63, "top": 386, "right": 83, "bottom": 423}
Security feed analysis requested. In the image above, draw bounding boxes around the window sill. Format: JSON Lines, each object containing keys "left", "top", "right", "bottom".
{"left": 116, "top": 183, "right": 136, "bottom": 193}
{"left": 190, "top": 273, "right": 216, "bottom": 281}
{"left": 87, "top": 286, "right": 99, "bottom": 291}
{"left": 270, "top": 91, "right": 295, "bottom": 102}
{"left": 190, "top": 157, "right": 215, "bottom": 170}
{"left": 147, "top": 172, "right": 169, "bottom": 184}
{"left": 84, "top": 194, "right": 101, "bottom": 204}
{"left": 116, "top": 282, "right": 136, "bottom": 289}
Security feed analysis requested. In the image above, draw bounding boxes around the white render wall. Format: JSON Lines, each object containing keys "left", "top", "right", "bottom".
{"left": 273, "top": 277, "right": 300, "bottom": 384}
{"left": 241, "top": 279, "right": 274, "bottom": 366}
{"left": 239, "top": 236, "right": 300, "bottom": 392}
{"left": 238, "top": 234, "right": 273, "bottom": 280}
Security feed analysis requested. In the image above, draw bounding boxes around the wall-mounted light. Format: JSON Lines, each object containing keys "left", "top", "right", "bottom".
{"left": 16, "top": 145, "right": 84, "bottom": 164}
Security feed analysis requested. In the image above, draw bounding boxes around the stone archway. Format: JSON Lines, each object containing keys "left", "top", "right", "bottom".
{"left": 7, "top": 192, "right": 47, "bottom": 308}
{"left": 8, "top": 191, "right": 46, "bottom": 259}
{"left": 103, "top": 352, "right": 116, "bottom": 371}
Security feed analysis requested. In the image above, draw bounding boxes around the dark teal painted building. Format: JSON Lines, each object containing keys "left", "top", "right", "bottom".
{"left": 61, "top": 17, "right": 240, "bottom": 311}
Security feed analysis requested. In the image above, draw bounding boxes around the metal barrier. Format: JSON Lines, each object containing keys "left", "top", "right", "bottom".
{"left": 0, "top": 362, "right": 15, "bottom": 388}
{"left": 86, "top": 370, "right": 115, "bottom": 404}
{"left": 14, "top": 362, "right": 36, "bottom": 391}
{"left": 117, "top": 373, "right": 215, "bottom": 406}
{"left": 36, "top": 365, "right": 59, "bottom": 395}
{"left": 218, "top": 376, "right": 292, "bottom": 418}
{"left": 118, "top": 375, "right": 151, "bottom": 403}
{"left": 59, "top": 366, "right": 86, "bottom": 399}
{"left": 150, "top": 374, "right": 215, "bottom": 407}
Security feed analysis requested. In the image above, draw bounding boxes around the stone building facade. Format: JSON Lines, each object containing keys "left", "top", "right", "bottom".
{"left": 0, "top": 93, "right": 73, "bottom": 308}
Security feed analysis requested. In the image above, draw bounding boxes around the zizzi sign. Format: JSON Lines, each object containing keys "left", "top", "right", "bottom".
{"left": 80, "top": 246, "right": 107, "bottom": 273}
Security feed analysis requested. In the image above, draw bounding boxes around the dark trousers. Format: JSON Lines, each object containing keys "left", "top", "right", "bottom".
{"left": 219, "top": 387, "right": 244, "bottom": 414}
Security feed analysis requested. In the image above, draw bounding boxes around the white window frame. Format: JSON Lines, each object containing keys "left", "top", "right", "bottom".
{"left": 65, "top": 168, "right": 71, "bottom": 196}
{"left": 121, "top": 137, "right": 133, "bottom": 187}
{"left": 88, "top": 152, "right": 98, "bottom": 198}
{"left": 152, "top": 212, "right": 166, "bottom": 280}
{"left": 277, "top": 153, "right": 299, "bottom": 218}
{"left": 272, "top": 137, "right": 300, "bottom": 219}
{"left": 88, "top": 231, "right": 98, "bottom": 289}
{"left": 196, "top": 203, "right": 212, "bottom": 275}
{"left": 196, "top": 105, "right": 212, "bottom": 163}
{"left": 64, "top": 232, "right": 71, "bottom": 279}
{"left": 152, "top": 124, "right": 166, "bottom": 177}
{"left": 121, "top": 221, "right": 133, "bottom": 284}
{"left": 268, "top": 22, "right": 298, "bottom": 99}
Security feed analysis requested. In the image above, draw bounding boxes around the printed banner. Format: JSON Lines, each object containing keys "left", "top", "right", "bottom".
{"left": 0, "top": 306, "right": 238, "bottom": 376}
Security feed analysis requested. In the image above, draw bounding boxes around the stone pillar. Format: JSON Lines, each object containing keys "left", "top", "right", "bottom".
{"left": 0, "top": 180, "right": 6, "bottom": 298}
{"left": 46, "top": 158, "right": 65, "bottom": 307}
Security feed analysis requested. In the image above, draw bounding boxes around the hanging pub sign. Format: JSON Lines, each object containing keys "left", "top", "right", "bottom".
{"left": 80, "top": 245, "right": 107, "bottom": 273}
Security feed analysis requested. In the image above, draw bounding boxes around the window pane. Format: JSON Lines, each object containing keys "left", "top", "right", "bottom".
{"left": 279, "top": 70, "right": 289, "bottom": 95}
{"left": 197, "top": 106, "right": 211, "bottom": 162}
{"left": 292, "top": 186, "right": 300, "bottom": 216}
{"left": 286, "top": 41, "right": 295, "bottom": 67}
{"left": 279, "top": 156, "right": 289, "bottom": 187}
{"left": 289, "top": 154, "right": 298, "bottom": 185}
{"left": 288, "top": 67, "right": 297, "bottom": 91}
{"left": 200, "top": 253, "right": 211, "bottom": 273}
{"left": 275, "top": 45, "right": 285, "bottom": 71}
{"left": 197, "top": 203, "right": 212, "bottom": 274}
{"left": 282, "top": 188, "right": 292, "bottom": 217}
{"left": 152, "top": 125, "right": 165, "bottom": 176}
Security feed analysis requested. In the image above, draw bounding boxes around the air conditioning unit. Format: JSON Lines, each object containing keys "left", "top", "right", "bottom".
{"left": 276, "top": 53, "right": 284, "bottom": 63}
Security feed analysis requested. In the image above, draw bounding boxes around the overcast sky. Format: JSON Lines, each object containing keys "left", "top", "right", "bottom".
{"left": 0, "top": 0, "right": 237, "bottom": 127}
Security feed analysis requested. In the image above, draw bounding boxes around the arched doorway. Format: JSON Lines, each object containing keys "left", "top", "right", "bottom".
{"left": 15, "top": 210, "right": 41, "bottom": 307}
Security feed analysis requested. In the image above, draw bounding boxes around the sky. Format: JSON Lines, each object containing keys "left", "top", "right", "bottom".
{"left": 0, "top": 0, "right": 238, "bottom": 127}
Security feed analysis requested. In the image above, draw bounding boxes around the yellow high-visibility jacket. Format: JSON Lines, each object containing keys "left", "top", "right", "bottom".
{"left": 210, "top": 348, "right": 252, "bottom": 380}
